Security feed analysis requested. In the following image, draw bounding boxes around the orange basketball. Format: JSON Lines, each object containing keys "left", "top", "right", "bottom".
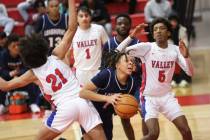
{"left": 114, "top": 94, "right": 139, "bottom": 119}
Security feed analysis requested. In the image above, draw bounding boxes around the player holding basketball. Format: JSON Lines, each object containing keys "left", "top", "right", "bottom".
{"left": 79, "top": 51, "right": 136, "bottom": 140}
{"left": 101, "top": 14, "right": 147, "bottom": 140}
{"left": 0, "top": 0, "right": 107, "bottom": 140}
{"left": 118, "top": 18, "right": 193, "bottom": 140}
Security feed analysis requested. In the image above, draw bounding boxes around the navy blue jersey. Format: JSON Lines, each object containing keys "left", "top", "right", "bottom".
{"left": 91, "top": 68, "right": 138, "bottom": 140}
{"left": 103, "top": 36, "right": 140, "bottom": 53}
{"left": 101, "top": 36, "right": 142, "bottom": 97}
{"left": 91, "top": 68, "right": 137, "bottom": 115}
{"left": 35, "top": 13, "right": 68, "bottom": 52}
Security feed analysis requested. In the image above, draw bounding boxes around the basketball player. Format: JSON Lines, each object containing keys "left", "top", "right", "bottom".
{"left": 79, "top": 50, "right": 140, "bottom": 140}
{"left": 71, "top": 6, "right": 108, "bottom": 86}
{"left": 101, "top": 14, "right": 146, "bottom": 140}
{"left": 118, "top": 18, "right": 193, "bottom": 140}
{"left": 35, "top": 0, "right": 68, "bottom": 53}
{"left": 0, "top": 0, "right": 107, "bottom": 140}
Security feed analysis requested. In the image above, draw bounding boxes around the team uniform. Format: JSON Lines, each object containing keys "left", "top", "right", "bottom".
{"left": 102, "top": 36, "right": 142, "bottom": 101}
{"left": 72, "top": 24, "right": 108, "bottom": 85}
{"left": 35, "top": 14, "right": 68, "bottom": 53}
{"left": 123, "top": 38, "right": 193, "bottom": 122}
{"left": 32, "top": 55, "right": 101, "bottom": 133}
{"left": 90, "top": 68, "right": 138, "bottom": 140}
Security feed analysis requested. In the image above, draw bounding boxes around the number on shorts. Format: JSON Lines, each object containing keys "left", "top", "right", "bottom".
{"left": 46, "top": 68, "right": 67, "bottom": 92}
{"left": 158, "top": 70, "right": 166, "bottom": 82}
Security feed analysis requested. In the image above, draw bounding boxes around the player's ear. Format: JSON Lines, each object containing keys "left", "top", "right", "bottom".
{"left": 167, "top": 31, "right": 171, "bottom": 38}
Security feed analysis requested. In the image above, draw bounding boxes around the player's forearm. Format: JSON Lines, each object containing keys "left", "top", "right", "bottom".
{"left": 116, "top": 36, "right": 133, "bottom": 52}
{"left": 184, "top": 57, "right": 194, "bottom": 77}
{"left": 79, "top": 89, "right": 108, "bottom": 102}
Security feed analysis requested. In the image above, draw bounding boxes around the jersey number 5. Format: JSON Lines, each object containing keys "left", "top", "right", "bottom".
{"left": 46, "top": 68, "right": 67, "bottom": 92}
{"left": 158, "top": 70, "right": 166, "bottom": 83}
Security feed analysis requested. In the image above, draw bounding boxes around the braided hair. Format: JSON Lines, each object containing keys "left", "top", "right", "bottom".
{"left": 101, "top": 49, "right": 129, "bottom": 69}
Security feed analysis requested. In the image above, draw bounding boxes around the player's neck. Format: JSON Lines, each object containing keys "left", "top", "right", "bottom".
{"left": 49, "top": 13, "right": 60, "bottom": 21}
{"left": 156, "top": 41, "right": 168, "bottom": 49}
{"left": 116, "top": 35, "right": 128, "bottom": 43}
{"left": 116, "top": 70, "right": 128, "bottom": 85}
{"left": 79, "top": 24, "right": 91, "bottom": 30}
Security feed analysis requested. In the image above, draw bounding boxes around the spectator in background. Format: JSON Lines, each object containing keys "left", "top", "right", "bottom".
{"left": 80, "top": 0, "right": 112, "bottom": 36}
{"left": 168, "top": 14, "right": 192, "bottom": 88}
{"left": 25, "top": 0, "right": 46, "bottom": 36}
{"left": 0, "top": 3, "right": 15, "bottom": 36}
{"left": 17, "top": 0, "right": 36, "bottom": 23}
{"left": 0, "top": 34, "right": 40, "bottom": 114}
{"left": 144, "top": 0, "right": 171, "bottom": 41}
{"left": 35, "top": 0, "right": 68, "bottom": 54}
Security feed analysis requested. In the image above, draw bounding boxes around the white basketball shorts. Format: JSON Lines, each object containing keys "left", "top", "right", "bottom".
{"left": 141, "top": 92, "right": 183, "bottom": 122}
{"left": 44, "top": 97, "right": 102, "bottom": 133}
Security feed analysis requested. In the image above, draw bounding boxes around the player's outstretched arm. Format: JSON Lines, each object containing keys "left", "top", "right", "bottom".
{"left": 116, "top": 23, "right": 147, "bottom": 52}
{"left": 52, "top": 0, "right": 77, "bottom": 60}
{"left": 0, "top": 70, "right": 37, "bottom": 91}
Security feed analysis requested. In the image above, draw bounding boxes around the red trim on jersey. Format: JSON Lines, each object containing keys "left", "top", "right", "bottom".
{"left": 140, "top": 63, "right": 146, "bottom": 102}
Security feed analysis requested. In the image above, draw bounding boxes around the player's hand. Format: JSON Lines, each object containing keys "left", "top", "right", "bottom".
{"left": 179, "top": 40, "right": 189, "bottom": 58}
{"left": 130, "top": 23, "right": 148, "bottom": 38}
{"left": 106, "top": 94, "right": 122, "bottom": 106}
{"left": 0, "top": 77, "right": 7, "bottom": 91}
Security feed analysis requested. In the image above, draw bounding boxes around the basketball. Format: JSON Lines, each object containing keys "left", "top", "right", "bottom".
{"left": 114, "top": 94, "right": 139, "bottom": 119}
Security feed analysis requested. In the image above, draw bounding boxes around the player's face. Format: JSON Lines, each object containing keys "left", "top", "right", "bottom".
{"left": 153, "top": 23, "right": 170, "bottom": 43}
{"left": 47, "top": 0, "right": 59, "bottom": 17}
{"left": 116, "top": 55, "right": 133, "bottom": 75}
{"left": 170, "top": 19, "right": 178, "bottom": 29}
{"left": 116, "top": 17, "right": 131, "bottom": 37}
{"left": 77, "top": 11, "right": 91, "bottom": 29}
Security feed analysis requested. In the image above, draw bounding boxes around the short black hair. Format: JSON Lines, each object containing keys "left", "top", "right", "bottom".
{"left": 150, "top": 17, "right": 172, "bottom": 35}
{"left": 5, "top": 34, "right": 19, "bottom": 48}
{"left": 168, "top": 13, "right": 180, "bottom": 23}
{"left": 77, "top": 6, "right": 92, "bottom": 16}
{"left": 19, "top": 34, "right": 49, "bottom": 68}
{"left": 115, "top": 13, "right": 132, "bottom": 24}
{"left": 0, "top": 32, "right": 6, "bottom": 39}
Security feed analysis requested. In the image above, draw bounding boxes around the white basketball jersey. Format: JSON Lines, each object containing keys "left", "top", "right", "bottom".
{"left": 72, "top": 24, "right": 108, "bottom": 70}
{"left": 126, "top": 42, "right": 192, "bottom": 96}
{"left": 32, "top": 55, "right": 81, "bottom": 105}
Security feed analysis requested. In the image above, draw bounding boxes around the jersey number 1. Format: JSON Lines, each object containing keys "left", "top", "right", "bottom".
{"left": 85, "top": 48, "right": 91, "bottom": 59}
{"left": 46, "top": 68, "right": 67, "bottom": 92}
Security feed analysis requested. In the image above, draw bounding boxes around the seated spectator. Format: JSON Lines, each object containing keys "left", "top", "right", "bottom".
{"left": 17, "top": 0, "right": 36, "bottom": 23}
{"left": 80, "top": 0, "right": 112, "bottom": 36}
{"left": 25, "top": 0, "right": 46, "bottom": 36}
{"left": 168, "top": 14, "right": 191, "bottom": 87}
{"left": 144, "top": 0, "right": 171, "bottom": 41}
{"left": 0, "top": 3, "right": 15, "bottom": 36}
{"left": 0, "top": 34, "right": 40, "bottom": 114}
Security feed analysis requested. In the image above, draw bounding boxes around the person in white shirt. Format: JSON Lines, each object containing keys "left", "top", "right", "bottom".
{"left": 117, "top": 18, "right": 193, "bottom": 140}
{"left": 0, "top": 1, "right": 108, "bottom": 139}
{"left": 71, "top": 6, "right": 108, "bottom": 86}
{"left": 0, "top": 3, "right": 15, "bottom": 36}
